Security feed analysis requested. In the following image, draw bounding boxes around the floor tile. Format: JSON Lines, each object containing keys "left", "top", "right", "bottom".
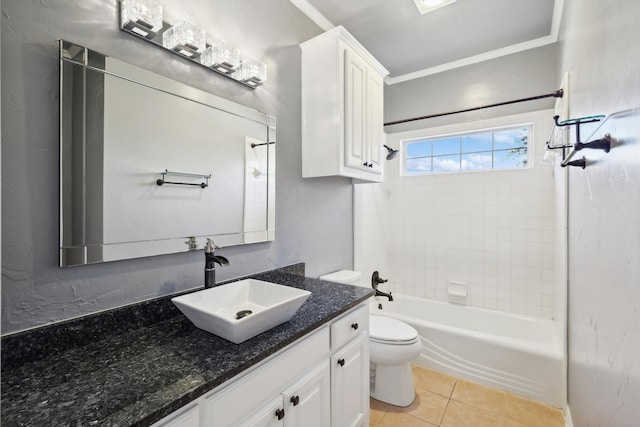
{"left": 372, "top": 368, "right": 564, "bottom": 427}
{"left": 391, "top": 387, "right": 449, "bottom": 426}
{"left": 412, "top": 365, "right": 457, "bottom": 398}
{"left": 370, "top": 397, "right": 393, "bottom": 412}
{"left": 450, "top": 378, "right": 505, "bottom": 415}
{"left": 503, "top": 393, "right": 564, "bottom": 427}
{"left": 378, "top": 411, "right": 438, "bottom": 427}
{"left": 440, "top": 400, "right": 502, "bottom": 427}
{"left": 370, "top": 398, "right": 390, "bottom": 427}
{"left": 502, "top": 418, "right": 536, "bottom": 427}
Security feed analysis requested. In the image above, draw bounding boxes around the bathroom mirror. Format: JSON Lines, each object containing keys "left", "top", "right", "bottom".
{"left": 60, "top": 41, "right": 275, "bottom": 267}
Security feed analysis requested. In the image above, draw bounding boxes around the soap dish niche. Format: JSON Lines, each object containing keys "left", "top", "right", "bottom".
{"left": 447, "top": 280, "right": 468, "bottom": 305}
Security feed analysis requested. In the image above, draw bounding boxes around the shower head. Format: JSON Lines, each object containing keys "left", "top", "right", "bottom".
{"left": 384, "top": 144, "right": 399, "bottom": 160}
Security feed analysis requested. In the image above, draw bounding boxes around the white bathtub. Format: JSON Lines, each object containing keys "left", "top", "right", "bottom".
{"left": 370, "top": 294, "right": 565, "bottom": 407}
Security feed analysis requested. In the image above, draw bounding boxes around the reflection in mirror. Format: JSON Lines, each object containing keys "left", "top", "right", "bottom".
{"left": 60, "top": 41, "right": 275, "bottom": 267}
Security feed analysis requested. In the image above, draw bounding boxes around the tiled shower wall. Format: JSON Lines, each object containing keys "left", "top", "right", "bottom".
{"left": 355, "top": 109, "right": 563, "bottom": 320}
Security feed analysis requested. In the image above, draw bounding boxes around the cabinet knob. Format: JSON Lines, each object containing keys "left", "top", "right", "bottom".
{"left": 363, "top": 161, "right": 368, "bottom": 166}
{"left": 290, "top": 395, "right": 300, "bottom": 406}
{"left": 275, "top": 408, "right": 285, "bottom": 420}
{"left": 351, "top": 323, "right": 359, "bottom": 330}
{"left": 337, "top": 358, "right": 345, "bottom": 367}
{"left": 368, "top": 163, "right": 373, "bottom": 168}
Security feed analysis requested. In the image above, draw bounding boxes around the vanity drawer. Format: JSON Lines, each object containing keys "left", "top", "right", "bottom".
{"left": 331, "top": 303, "right": 369, "bottom": 351}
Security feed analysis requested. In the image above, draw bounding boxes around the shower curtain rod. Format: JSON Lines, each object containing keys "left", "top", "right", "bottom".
{"left": 383, "top": 89, "right": 563, "bottom": 127}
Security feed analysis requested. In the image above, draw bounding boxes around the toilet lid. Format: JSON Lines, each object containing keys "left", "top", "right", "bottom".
{"left": 369, "top": 316, "right": 418, "bottom": 343}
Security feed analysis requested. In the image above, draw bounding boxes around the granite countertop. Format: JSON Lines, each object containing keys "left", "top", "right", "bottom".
{"left": 1, "top": 266, "right": 374, "bottom": 426}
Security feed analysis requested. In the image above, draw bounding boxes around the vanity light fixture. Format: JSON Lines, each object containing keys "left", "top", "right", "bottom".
{"left": 162, "top": 20, "right": 207, "bottom": 58}
{"left": 119, "top": 0, "right": 267, "bottom": 88}
{"left": 200, "top": 40, "right": 241, "bottom": 74}
{"left": 120, "top": 0, "right": 163, "bottom": 39}
{"left": 413, "top": 0, "right": 456, "bottom": 14}
{"left": 237, "top": 57, "right": 267, "bottom": 87}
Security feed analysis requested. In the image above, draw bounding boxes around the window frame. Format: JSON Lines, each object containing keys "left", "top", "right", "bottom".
{"left": 400, "top": 122, "right": 534, "bottom": 177}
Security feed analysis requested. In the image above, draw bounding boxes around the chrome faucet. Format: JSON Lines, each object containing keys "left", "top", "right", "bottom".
{"left": 371, "top": 271, "right": 393, "bottom": 301}
{"left": 204, "top": 238, "right": 229, "bottom": 289}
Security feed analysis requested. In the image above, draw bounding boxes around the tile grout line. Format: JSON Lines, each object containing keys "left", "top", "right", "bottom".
{"left": 437, "top": 377, "right": 460, "bottom": 426}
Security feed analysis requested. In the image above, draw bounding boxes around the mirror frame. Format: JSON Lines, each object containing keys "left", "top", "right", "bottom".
{"left": 59, "top": 40, "right": 275, "bottom": 267}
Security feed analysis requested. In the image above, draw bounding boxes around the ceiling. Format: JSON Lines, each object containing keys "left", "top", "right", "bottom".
{"left": 290, "top": 0, "right": 563, "bottom": 84}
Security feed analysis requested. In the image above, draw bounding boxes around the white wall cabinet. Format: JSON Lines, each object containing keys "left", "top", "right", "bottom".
{"left": 151, "top": 303, "right": 369, "bottom": 427}
{"left": 301, "top": 26, "right": 388, "bottom": 182}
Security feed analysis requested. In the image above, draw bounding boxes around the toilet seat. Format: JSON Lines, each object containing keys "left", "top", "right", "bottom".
{"left": 370, "top": 316, "right": 419, "bottom": 345}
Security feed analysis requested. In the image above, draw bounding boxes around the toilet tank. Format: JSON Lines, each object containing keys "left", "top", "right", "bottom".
{"left": 319, "top": 270, "right": 363, "bottom": 286}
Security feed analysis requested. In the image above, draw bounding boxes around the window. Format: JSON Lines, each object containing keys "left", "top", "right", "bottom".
{"left": 403, "top": 124, "right": 532, "bottom": 175}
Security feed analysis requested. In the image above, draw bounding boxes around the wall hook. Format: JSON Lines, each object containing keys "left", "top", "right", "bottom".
{"left": 574, "top": 133, "right": 611, "bottom": 153}
{"left": 561, "top": 156, "right": 586, "bottom": 169}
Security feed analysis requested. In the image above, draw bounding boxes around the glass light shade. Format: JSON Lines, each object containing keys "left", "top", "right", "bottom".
{"left": 200, "top": 40, "right": 240, "bottom": 74}
{"left": 413, "top": 0, "right": 456, "bottom": 14}
{"left": 162, "top": 21, "right": 206, "bottom": 57}
{"left": 121, "top": 0, "right": 163, "bottom": 39}
{"left": 238, "top": 58, "right": 267, "bottom": 86}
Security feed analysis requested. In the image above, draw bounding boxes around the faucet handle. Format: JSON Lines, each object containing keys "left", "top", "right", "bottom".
{"left": 371, "top": 271, "right": 388, "bottom": 289}
{"left": 185, "top": 236, "right": 198, "bottom": 250}
{"left": 205, "top": 238, "right": 221, "bottom": 253}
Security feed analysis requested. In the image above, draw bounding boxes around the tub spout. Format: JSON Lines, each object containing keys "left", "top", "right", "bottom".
{"left": 375, "top": 289, "right": 393, "bottom": 301}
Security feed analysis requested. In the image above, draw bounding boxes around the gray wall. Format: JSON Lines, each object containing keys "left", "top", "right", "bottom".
{"left": 384, "top": 44, "right": 558, "bottom": 133}
{"left": 557, "top": 0, "right": 640, "bottom": 425}
{"left": 1, "top": 0, "right": 354, "bottom": 334}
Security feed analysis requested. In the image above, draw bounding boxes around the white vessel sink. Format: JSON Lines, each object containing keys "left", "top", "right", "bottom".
{"left": 172, "top": 279, "right": 311, "bottom": 344}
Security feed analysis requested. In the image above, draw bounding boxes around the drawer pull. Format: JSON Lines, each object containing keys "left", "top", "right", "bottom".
{"left": 351, "top": 322, "right": 359, "bottom": 330}
{"left": 290, "top": 395, "right": 300, "bottom": 406}
{"left": 275, "top": 408, "right": 285, "bottom": 420}
{"left": 337, "top": 358, "right": 345, "bottom": 367}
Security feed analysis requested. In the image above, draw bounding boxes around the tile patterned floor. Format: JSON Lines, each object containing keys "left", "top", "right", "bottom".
{"left": 370, "top": 365, "right": 565, "bottom": 427}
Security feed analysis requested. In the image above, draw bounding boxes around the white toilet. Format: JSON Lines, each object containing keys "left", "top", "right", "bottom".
{"left": 319, "top": 270, "right": 421, "bottom": 407}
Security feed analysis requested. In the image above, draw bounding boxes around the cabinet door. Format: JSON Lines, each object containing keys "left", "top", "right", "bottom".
{"left": 365, "top": 69, "right": 384, "bottom": 174}
{"left": 152, "top": 404, "right": 199, "bottom": 427}
{"left": 283, "top": 361, "right": 330, "bottom": 427}
{"left": 239, "top": 396, "right": 285, "bottom": 427}
{"left": 331, "top": 334, "right": 369, "bottom": 427}
{"left": 343, "top": 47, "right": 368, "bottom": 172}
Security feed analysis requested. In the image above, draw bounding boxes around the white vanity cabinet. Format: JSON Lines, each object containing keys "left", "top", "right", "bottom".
{"left": 151, "top": 302, "right": 369, "bottom": 427}
{"left": 204, "top": 327, "right": 330, "bottom": 427}
{"left": 239, "top": 396, "right": 284, "bottom": 427}
{"left": 153, "top": 404, "right": 200, "bottom": 427}
{"left": 330, "top": 304, "right": 370, "bottom": 427}
{"left": 238, "top": 360, "right": 331, "bottom": 427}
{"left": 301, "top": 26, "right": 389, "bottom": 183}
{"left": 282, "top": 362, "right": 331, "bottom": 427}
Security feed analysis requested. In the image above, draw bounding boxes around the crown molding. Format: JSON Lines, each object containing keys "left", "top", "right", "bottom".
{"left": 289, "top": 0, "right": 334, "bottom": 31}
{"left": 290, "top": 0, "right": 564, "bottom": 85}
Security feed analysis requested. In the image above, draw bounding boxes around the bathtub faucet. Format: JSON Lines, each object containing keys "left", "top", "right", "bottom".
{"left": 371, "top": 271, "right": 393, "bottom": 301}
